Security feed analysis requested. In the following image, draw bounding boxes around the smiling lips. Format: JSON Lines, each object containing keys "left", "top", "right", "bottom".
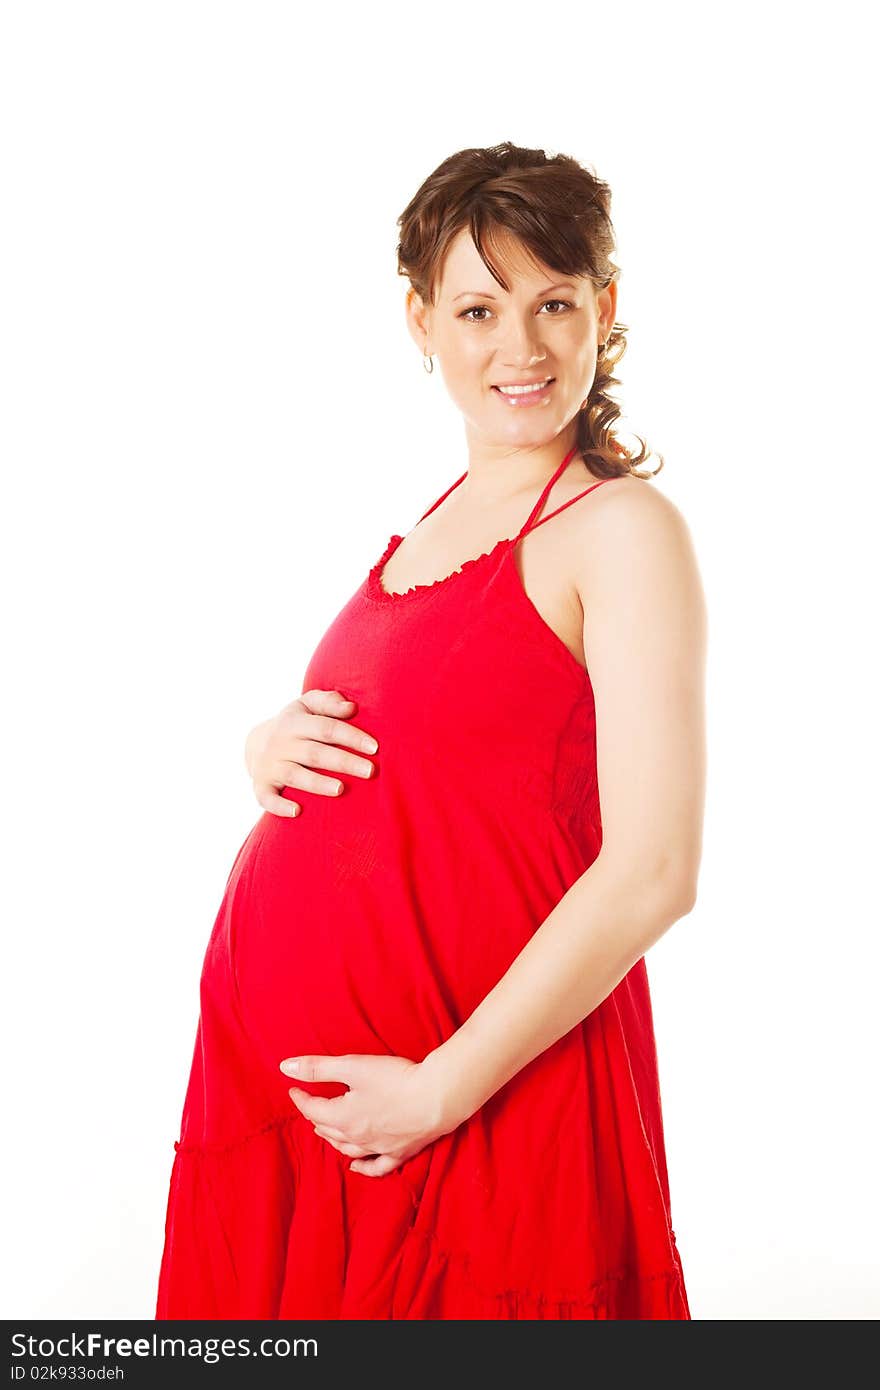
{"left": 492, "top": 377, "right": 555, "bottom": 406}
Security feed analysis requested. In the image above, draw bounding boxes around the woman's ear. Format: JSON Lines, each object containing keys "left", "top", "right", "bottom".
{"left": 405, "top": 287, "right": 431, "bottom": 355}
{"left": 597, "top": 277, "right": 618, "bottom": 344}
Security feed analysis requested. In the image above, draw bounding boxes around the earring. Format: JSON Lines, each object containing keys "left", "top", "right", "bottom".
{"left": 423, "top": 352, "right": 434, "bottom": 374}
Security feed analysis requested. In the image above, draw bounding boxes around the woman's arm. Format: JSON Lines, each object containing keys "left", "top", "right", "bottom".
{"left": 421, "top": 480, "right": 708, "bottom": 1129}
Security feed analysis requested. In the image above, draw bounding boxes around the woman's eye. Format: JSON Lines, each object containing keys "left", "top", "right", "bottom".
{"left": 459, "top": 299, "right": 574, "bottom": 323}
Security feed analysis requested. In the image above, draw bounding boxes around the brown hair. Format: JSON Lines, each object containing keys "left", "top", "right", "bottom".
{"left": 396, "top": 141, "right": 663, "bottom": 482}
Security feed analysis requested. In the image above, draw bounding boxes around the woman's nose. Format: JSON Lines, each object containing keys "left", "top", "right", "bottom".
{"left": 498, "top": 317, "right": 547, "bottom": 365}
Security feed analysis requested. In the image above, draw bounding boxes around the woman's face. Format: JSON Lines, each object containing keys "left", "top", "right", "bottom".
{"left": 408, "top": 226, "right": 615, "bottom": 450}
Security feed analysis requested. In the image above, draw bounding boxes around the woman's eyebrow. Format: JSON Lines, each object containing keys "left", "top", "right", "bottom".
{"left": 452, "top": 282, "right": 578, "bottom": 302}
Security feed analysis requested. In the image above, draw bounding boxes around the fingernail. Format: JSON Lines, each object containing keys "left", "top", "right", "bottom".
{"left": 280, "top": 1059, "right": 300, "bottom": 1075}
{"left": 364, "top": 739, "right": 378, "bottom": 753}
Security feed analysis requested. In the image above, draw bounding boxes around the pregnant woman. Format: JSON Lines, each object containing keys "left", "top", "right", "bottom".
{"left": 155, "top": 141, "right": 707, "bottom": 1320}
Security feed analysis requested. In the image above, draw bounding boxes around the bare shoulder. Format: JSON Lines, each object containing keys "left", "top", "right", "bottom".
{"left": 578, "top": 471, "right": 695, "bottom": 544}
{"left": 567, "top": 473, "right": 704, "bottom": 611}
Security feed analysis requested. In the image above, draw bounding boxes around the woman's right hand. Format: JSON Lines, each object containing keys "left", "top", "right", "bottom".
{"left": 245, "top": 689, "right": 379, "bottom": 818}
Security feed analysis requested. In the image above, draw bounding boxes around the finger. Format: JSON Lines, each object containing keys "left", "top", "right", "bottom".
{"left": 298, "top": 690, "right": 379, "bottom": 752}
{"left": 301, "top": 710, "right": 380, "bottom": 758}
{"left": 298, "top": 689, "right": 359, "bottom": 715}
{"left": 277, "top": 762, "right": 347, "bottom": 797}
{"left": 280, "top": 1054, "right": 362, "bottom": 1085}
{"left": 350, "top": 1154, "right": 400, "bottom": 1177}
{"left": 255, "top": 788, "right": 301, "bottom": 818}
{"left": 292, "top": 733, "right": 379, "bottom": 777}
{"left": 278, "top": 756, "right": 374, "bottom": 796}
{"left": 286, "top": 1085, "right": 349, "bottom": 1126}
{"left": 311, "top": 1123, "right": 350, "bottom": 1143}
{"left": 313, "top": 1125, "right": 372, "bottom": 1157}
{"left": 288, "top": 746, "right": 377, "bottom": 780}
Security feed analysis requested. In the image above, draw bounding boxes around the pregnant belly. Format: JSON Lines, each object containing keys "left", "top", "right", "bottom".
{"left": 212, "top": 776, "right": 581, "bottom": 1087}
{"left": 219, "top": 793, "right": 467, "bottom": 1075}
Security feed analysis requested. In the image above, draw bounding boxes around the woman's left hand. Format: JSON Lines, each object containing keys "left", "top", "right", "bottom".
{"left": 279, "top": 1052, "right": 455, "bottom": 1177}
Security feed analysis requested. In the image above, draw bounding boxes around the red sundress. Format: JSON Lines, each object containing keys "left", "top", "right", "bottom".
{"left": 155, "top": 443, "right": 691, "bottom": 1320}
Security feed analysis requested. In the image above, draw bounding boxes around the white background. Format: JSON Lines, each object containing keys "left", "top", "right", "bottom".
{"left": 2, "top": 1, "right": 877, "bottom": 1321}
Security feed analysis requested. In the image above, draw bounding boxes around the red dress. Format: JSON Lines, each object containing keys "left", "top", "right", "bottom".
{"left": 155, "top": 444, "right": 691, "bottom": 1320}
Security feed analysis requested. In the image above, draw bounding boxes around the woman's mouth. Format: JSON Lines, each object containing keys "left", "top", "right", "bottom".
{"left": 491, "top": 378, "right": 555, "bottom": 407}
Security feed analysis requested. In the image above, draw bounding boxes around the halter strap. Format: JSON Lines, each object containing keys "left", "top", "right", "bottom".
{"left": 515, "top": 445, "right": 581, "bottom": 540}
{"left": 416, "top": 444, "right": 610, "bottom": 536}
{"left": 416, "top": 471, "right": 468, "bottom": 524}
{"left": 524, "top": 477, "right": 615, "bottom": 532}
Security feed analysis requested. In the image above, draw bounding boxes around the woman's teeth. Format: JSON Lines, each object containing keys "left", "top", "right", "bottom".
{"left": 493, "top": 378, "right": 555, "bottom": 405}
